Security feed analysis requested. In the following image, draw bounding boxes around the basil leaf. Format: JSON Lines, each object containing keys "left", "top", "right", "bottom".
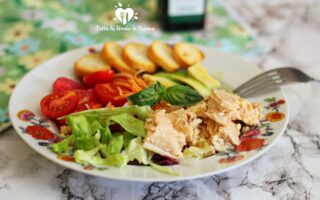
{"left": 162, "top": 85, "right": 203, "bottom": 106}
{"left": 128, "top": 82, "right": 164, "bottom": 106}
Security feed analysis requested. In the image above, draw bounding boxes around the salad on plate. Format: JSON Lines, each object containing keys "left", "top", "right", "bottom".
{"left": 37, "top": 41, "right": 263, "bottom": 175}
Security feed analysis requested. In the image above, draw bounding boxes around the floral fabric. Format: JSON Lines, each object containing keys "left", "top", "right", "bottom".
{"left": 0, "top": 0, "right": 263, "bottom": 129}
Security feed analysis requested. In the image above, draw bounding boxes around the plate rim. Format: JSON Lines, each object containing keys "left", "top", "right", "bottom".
{"left": 9, "top": 41, "right": 289, "bottom": 182}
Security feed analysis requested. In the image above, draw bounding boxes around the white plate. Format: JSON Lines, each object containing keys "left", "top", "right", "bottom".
{"left": 9, "top": 41, "right": 289, "bottom": 182}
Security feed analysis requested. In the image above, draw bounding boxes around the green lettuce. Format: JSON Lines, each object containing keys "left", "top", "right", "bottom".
{"left": 74, "top": 136, "right": 100, "bottom": 151}
{"left": 54, "top": 106, "right": 155, "bottom": 169}
{"left": 99, "top": 127, "right": 112, "bottom": 144}
{"left": 183, "top": 146, "right": 214, "bottom": 158}
{"left": 107, "top": 113, "right": 146, "bottom": 137}
{"left": 123, "top": 132, "right": 136, "bottom": 148}
{"left": 104, "top": 153, "right": 129, "bottom": 168}
{"left": 74, "top": 146, "right": 128, "bottom": 168}
{"left": 126, "top": 137, "right": 148, "bottom": 165}
{"left": 52, "top": 135, "right": 74, "bottom": 154}
{"left": 74, "top": 146, "right": 108, "bottom": 166}
{"left": 149, "top": 162, "right": 180, "bottom": 176}
{"left": 90, "top": 120, "right": 102, "bottom": 133}
{"left": 67, "top": 115, "right": 92, "bottom": 137}
{"left": 61, "top": 105, "right": 152, "bottom": 120}
{"left": 100, "top": 135, "right": 124, "bottom": 156}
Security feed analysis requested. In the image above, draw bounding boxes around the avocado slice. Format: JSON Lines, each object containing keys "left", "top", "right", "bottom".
{"left": 188, "top": 62, "right": 221, "bottom": 89}
{"left": 142, "top": 74, "right": 177, "bottom": 88}
{"left": 156, "top": 71, "right": 211, "bottom": 97}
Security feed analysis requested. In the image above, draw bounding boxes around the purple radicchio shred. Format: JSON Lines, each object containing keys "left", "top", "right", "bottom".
{"left": 151, "top": 154, "right": 179, "bottom": 166}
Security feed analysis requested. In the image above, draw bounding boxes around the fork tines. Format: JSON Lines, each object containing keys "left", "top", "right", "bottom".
{"left": 234, "top": 67, "right": 313, "bottom": 97}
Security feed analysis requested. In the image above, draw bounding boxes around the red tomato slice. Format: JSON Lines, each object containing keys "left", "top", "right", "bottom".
{"left": 55, "top": 118, "right": 67, "bottom": 126}
{"left": 83, "top": 70, "right": 115, "bottom": 87}
{"left": 94, "top": 83, "right": 118, "bottom": 105}
{"left": 53, "top": 77, "right": 84, "bottom": 95}
{"left": 75, "top": 100, "right": 103, "bottom": 112}
{"left": 40, "top": 91, "right": 79, "bottom": 119}
{"left": 76, "top": 89, "right": 95, "bottom": 105}
{"left": 111, "top": 97, "right": 128, "bottom": 107}
{"left": 87, "top": 100, "right": 103, "bottom": 109}
{"left": 74, "top": 89, "right": 102, "bottom": 112}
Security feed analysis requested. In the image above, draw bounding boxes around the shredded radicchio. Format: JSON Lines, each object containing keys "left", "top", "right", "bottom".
{"left": 151, "top": 154, "right": 179, "bottom": 166}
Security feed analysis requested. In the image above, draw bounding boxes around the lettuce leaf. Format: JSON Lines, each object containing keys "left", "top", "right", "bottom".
{"left": 52, "top": 135, "right": 74, "bottom": 154}
{"left": 90, "top": 120, "right": 102, "bottom": 133}
{"left": 74, "top": 146, "right": 128, "bottom": 167}
{"left": 123, "top": 132, "right": 136, "bottom": 148}
{"left": 107, "top": 113, "right": 146, "bottom": 137}
{"left": 74, "top": 136, "right": 100, "bottom": 151}
{"left": 126, "top": 137, "right": 148, "bottom": 165}
{"left": 74, "top": 146, "right": 108, "bottom": 166}
{"left": 149, "top": 162, "right": 180, "bottom": 176}
{"left": 99, "top": 127, "right": 112, "bottom": 144}
{"left": 183, "top": 146, "right": 215, "bottom": 158}
{"left": 104, "top": 153, "right": 129, "bottom": 168}
{"left": 67, "top": 115, "right": 92, "bottom": 137}
{"left": 61, "top": 105, "right": 152, "bottom": 121}
{"left": 100, "top": 135, "right": 124, "bottom": 155}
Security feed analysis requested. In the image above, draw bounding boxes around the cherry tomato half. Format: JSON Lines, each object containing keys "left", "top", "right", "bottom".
{"left": 94, "top": 83, "right": 118, "bottom": 105}
{"left": 53, "top": 77, "right": 84, "bottom": 95}
{"left": 40, "top": 91, "right": 79, "bottom": 119}
{"left": 75, "top": 100, "right": 103, "bottom": 112}
{"left": 74, "top": 89, "right": 102, "bottom": 112}
{"left": 76, "top": 89, "right": 95, "bottom": 105}
{"left": 111, "top": 96, "right": 127, "bottom": 107}
{"left": 83, "top": 70, "right": 115, "bottom": 87}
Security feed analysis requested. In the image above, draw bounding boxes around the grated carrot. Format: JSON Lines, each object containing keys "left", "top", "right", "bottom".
{"left": 113, "top": 92, "right": 135, "bottom": 100}
{"left": 113, "top": 81, "right": 133, "bottom": 90}
{"left": 114, "top": 73, "right": 134, "bottom": 80}
{"left": 111, "top": 72, "right": 148, "bottom": 102}
{"left": 116, "top": 86, "right": 123, "bottom": 96}
{"left": 106, "top": 102, "right": 115, "bottom": 110}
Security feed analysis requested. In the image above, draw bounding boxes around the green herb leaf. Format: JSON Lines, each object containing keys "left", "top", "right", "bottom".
{"left": 128, "top": 82, "right": 164, "bottom": 106}
{"left": 162, "top": 85, "right": 203, "bottom": 106}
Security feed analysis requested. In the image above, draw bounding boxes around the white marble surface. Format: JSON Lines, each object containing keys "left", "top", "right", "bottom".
{"left": 1, "top": 1, "right": 320, "bottom": 199}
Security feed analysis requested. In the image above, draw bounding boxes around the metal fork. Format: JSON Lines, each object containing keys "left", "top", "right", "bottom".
{"left": 233, "top": 67, "right": 319, "bottom": 97}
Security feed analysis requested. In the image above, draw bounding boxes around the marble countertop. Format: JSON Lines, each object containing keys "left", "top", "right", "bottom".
{"left": 1, "top": 1, "right": 320, "bottom": 199}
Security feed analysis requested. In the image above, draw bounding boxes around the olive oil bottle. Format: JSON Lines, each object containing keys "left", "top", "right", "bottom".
{"left": 158, "top": 0, "right": 207, "bottom": 31}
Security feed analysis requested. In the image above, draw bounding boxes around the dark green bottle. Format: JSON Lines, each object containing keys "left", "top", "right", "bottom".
{"left": 158, "top": 0, "right": 207, "bottom": 31}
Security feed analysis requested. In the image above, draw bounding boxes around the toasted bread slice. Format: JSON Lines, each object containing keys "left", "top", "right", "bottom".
{"left": 101, "top": 42, "right": 134, "bottom": 73}
{"left": 173, "top": 42, "right": 204, "bottom": 68}
{"left": 148, "top": 41, "right": 180, "bottom": 72}
{"left": 74, "top": 53, "right": 110, "bottom": 77}
{"left": 123, "top": 42, "right": 156, "bottom": 73}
